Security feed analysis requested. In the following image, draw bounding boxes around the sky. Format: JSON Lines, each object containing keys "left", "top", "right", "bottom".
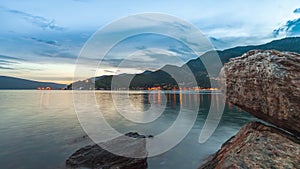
{"left": 0, "top": 0, "right": 300, "bottom": 84}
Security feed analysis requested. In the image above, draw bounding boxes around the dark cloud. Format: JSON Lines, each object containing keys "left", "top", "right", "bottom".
{"left": 0, "top": 57, "right": 41, "bottom": 71}
{"left": 294, "top": 8, "right": 300, "bottom": 14}
{"left": 3, "top": 8, "right": 64, "bottom": 31}
{"left": 30, "top": 37, "right": 59, "bottom": 46}
{"left": 0, "top": 59, "right": 18, "bottom": 64}
{"left": 21, "top": 67, "right": 43, "bottom": 71}
{"left": 273, "top": 18, "right": 300, "bottom": 36}
{"left": 103, "top": 70, "right": 116, "bottom": 73}
{"left": 34, "top": 50, "right": 77, "bottom": 59}
{"left": 0, "top": 54, "right": 26, "bottom": 61}
{"left": 101, "top": 58, "right": 123, "bottom": 66}
{"left": 136, "top": 46, "right": 147, "bottom": 50}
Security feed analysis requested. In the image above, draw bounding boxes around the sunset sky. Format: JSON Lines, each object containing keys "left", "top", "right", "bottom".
{"left": 0, "top": 0, "right": 300, "bottom": 84}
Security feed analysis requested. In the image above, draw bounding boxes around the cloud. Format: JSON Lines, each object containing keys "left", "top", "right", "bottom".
{"left": 294, "top": 8, "right": 300, "bottom": 14}
{"left": 0, "top": 57, "right": 43, "bottom": 71}
{"left": 0, "top": 56, "right": 22, "bottom": 71}
{"left": 2, "top": 7, "right": 64, "bottom": 31}
{"left": 103, "top": 70, "right": 116, "bottom": 73}
{"left": 168, "top": 45, "right": 196, "bottom": 57}
{"left": 0, "top": 66, "right": 15, "bottom": 70}
{"left": 22, "top": 67, "right": 43, "bottom": 71}
{"left": 2, "top": 1, "right": 300, "bottom": 83}
{"left": 136, "top": 46, "right": 147, "bottom": 50}
{"left": 29, "top": 37, "right": 59, "bottom": 46}
{"left": 0, "top": 59, "right": 18, "bottom": 64}
{"left": 0, "top": 54, "right": 26, "bottom": 61}
{"left": 74, "top": 32, "right": 202, "bottom": 73}
{"left": 273, "top": 18, "right": 300, "bottom": 37}
{"left": 34, "top": 49, "right": 77, "bottom": 60}
{"left": 98, "top": 48, "right": 185, "bottom": 73}
{"left": 27, "top": 76, "right": 73, "bottom": 81}
{"left": 139, "top": 48, "right": 179, "bottom": 57}
{"left": 101, "top": 58, "right": 123, "bottom": 66}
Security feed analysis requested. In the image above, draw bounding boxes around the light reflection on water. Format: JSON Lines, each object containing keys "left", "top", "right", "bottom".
{"left": 0, "top": 90, "right": 257, "bottom": 169}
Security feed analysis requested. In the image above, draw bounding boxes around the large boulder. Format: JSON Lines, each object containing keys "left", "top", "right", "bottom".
{"left": 199, "top": 121, "right": 300, "bottom": 169}
{"left": 66, "top": 132, "right": 149, "bottom": 169}
{"left": 223, "top": 50, "right": 300, "bottom": 136}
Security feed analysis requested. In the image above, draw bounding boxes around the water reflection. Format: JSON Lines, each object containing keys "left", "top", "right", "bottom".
{"left": 93, "top": 91, "right": 217, "bottom": 113}
{"left": 92, "top": 91, "right": 229, "bottom": 133}
{"left": 38, "top": 91, "right": 50, "bottom": 109}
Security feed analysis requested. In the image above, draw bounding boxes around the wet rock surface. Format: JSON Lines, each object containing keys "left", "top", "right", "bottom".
{"left": 224, "top": 50, "right": 300, "bottom": 136}
{"left": 199, "top": 122, "right": 300, "bottom": 169}
{"left": 201, "top": 50, "right": 300, "bottom": 169}
{"left": 66, "top": 132, "right": 150, "bottom": 169}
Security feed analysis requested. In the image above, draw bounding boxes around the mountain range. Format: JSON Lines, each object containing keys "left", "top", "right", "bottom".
{"left": 69, "top": 37, "right": 300, "bottom": 90}
{"left": 0, "top": 76, "right": 66, "bottom": 89}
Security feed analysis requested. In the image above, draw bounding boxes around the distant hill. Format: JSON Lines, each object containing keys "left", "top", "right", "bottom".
{"left": 69, "top": 37, "right": 300, "bottom": 89}
{"left": 0, "top": 76, "right": 66, "bottom": 89}
{"left": 184, "top": 37, "right": 300, "bottom": 87}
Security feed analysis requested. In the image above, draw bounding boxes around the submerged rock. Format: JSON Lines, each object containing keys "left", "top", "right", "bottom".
{"left": 224, "top": 50, "right": 300, "bottom": 136}
{"left": 199, "top": 121, "right": 300, "bottom": 169}
{"left": 66, "top": 132, "right": 150, "bottom": 169}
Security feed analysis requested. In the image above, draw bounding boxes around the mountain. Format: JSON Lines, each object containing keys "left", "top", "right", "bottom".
{"left": 69, "top": 37, "right": 300, "bottom": 90}
{"left": 216, "top": 37, "right": 300, "bottom": 63}
{"left": 0, "top": 76, "right": 66, "bottom": 89}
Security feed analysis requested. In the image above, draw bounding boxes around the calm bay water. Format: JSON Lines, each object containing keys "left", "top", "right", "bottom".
{"left": 0, "top": 90, "right": 257, "bottom": 169}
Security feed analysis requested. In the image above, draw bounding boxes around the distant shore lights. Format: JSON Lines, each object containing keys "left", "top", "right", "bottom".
{"left": 147, "top": 86, "right": 219, "bottom": 91}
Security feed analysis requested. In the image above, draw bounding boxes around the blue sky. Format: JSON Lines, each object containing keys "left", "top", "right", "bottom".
{"left": 0, "top": 0, "right": 300, "bottom": 84}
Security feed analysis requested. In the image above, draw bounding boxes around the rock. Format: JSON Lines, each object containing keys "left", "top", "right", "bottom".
{"left": 223, "top": 50, "right": 300, "bottom": 136}
{"left": 199, "top": 121, "right": 300, "bottom": 169}
{"left": 204, "top": 50, "right": 300, "bottom": 169}
{"left": 69, "top": 135, "right": 89, "bottom": 144}
{"left": 124, "top": 132, "right": 154, "bottom": 139}
{"left": 66, "top": 132, "right": 151, "bottom": 169}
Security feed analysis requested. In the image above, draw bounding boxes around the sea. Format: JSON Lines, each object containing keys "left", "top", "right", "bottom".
{"left": 0, "top": 90, "right": 257, "bottom": 169}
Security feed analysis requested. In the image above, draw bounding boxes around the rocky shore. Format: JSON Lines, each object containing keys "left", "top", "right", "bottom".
{"left": 199, "top": 121, "right": 300, "bottom": 169}
{"left": 200, "top": 50, "right": 300, "bottom": 168}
